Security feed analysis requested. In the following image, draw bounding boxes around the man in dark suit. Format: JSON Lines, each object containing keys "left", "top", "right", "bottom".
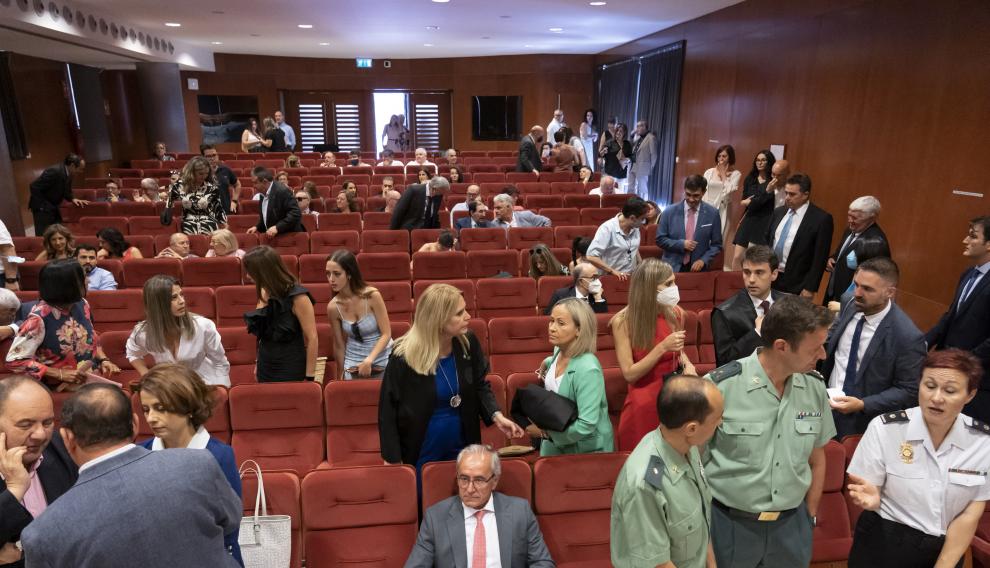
{"left": 21, "top": 384, "right": 242, "bottom": 567}
{"left": 821, "top": 258, "right": 925, "bottom": 438}
{"left": 390, "top": 176, "right": 450, "bottom": 230}
{"left": 454, "top": 201, "right": 490, "bottom": 233}
{"left": 405, "top": 445, "right": 553, "bottom": 568}
{"left": 766, "top": 173, "right": 833, "bottom": 298}
{"left": 823, "top": 195, "right": 888, "bottom": 304}
{"left": 0, "top": 377, "right": 78, "bottom": 568}
{"left": 927, "top": 216, "right": 990, "bottom": 421}
{"left": 657, "top": 174, "right": 723, "bottom": 272}
{"left": 246, "top": 166, "right": 303, "bottom": 236}
{"left": 544, "top": 262, "right": 608, "bottom": 315}
{"left": 711, "top": 245, "right": 787, "bottom": 367}
{"left": 515, "top": 125, "right": 545, "bottom": 176}
{"left": 28, "top": 154, "right": 89, "bottom": 235}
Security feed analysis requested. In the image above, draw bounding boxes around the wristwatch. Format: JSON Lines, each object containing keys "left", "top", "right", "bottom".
{"left": 5, "top": 277, "right": 18, "bottom": 283}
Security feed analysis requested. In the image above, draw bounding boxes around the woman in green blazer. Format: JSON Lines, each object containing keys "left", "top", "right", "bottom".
{"left": 527, "top": 297, "right": 614, "bottom": 455}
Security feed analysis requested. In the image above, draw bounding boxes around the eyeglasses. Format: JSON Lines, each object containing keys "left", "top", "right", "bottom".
{"left": 456, "top": 473, "right": 496, "bottom": 487}
{"left": 295, "top": 197, "right": 307, "bottom": 201}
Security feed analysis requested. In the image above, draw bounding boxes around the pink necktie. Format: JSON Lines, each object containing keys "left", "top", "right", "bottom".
{"left": 684, "top": 207, "right": 697, "bottom": 264}
{"left": 472, "top": 510, "right": 487, "bottom": 568}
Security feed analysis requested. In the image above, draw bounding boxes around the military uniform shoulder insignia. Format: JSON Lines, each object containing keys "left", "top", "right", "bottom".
{"left": 644, "top": 455, "right": 665, "bottom": 490}
{"left": 968, "top": 418, "right": 990, "bottom": 435}
{"left": 880, "top": 410, "right": 909, "bottom": 424}
{"left": 708, "top": 361, "right": 742, "bottom": 384}
{"left": 807, "top": 369, "right": 825, "bottom": 382}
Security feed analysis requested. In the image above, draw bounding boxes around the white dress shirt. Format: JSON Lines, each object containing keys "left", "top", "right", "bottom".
{"left": 774, "top": 202, "right": 809, "bottom": 271}
{"left": 126, "top": 315, "right": 231, "bottom": 386}
{"left": 544, "top": 356, "right": 561, "bottom": 394}
{"left": 78, "top": 443, "right": 136, "bottom": 474}
{"left": 463, "top": 494, "right": 501, "bottom": 568}
{"left": 260, "top": 181, "right": 274, "bottom": 226}
{"left": 150, "top": 425, "right": 211, "bottom": 451}
{"left": 828, "top": 301, "right": 892, "bottom": 391}
{"left": 960, "top": 261, "right": 990, "bottom": 305}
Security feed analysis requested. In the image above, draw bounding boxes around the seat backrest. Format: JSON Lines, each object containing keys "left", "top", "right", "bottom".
{"left": 580, "top": 207, "right": 620, "bottom": 227}
{"left": 507, "top": 227, "right": 555, "bottom": 251}
{"left": 241, "top": 470, "right": 304, "bottom": 568}
{"left": 266, "top": 232, "right": 310, "bottom": 255}
{"left": 218, "top": 327, "right": 258, "bottom": 386}
{"left": 414, "top": 279, "right": 476, "bottom": 313}
{"left": 81, "top": 216, "right": 128, "bottom": 236}
{"left": 310, "top": 230, "right": 360, "bottom": 254}
{"left": 537, "top": 275, "right": 572, "bottom": 313}
{"left": 129, "top": 216, "right": 178, "bottom": 236}
{"left": 676, "top": 271, "right": 718, "bottom": 312}
{"left": 594, "top": 312, "right": 618, "bottom": 368}
{"left": 324, "top": 379, "right": 383, "bottom": 467}
{"left": 373, "top": 280, "right": 413, "bottom": 322}
{"left": 410, "top": 229, "right": 441, "bottom": 251}
{"left": 696, "top": 309, "right": 717, "bottom": 373}
{"left": 602, "top": 368, "right": 628, "bottom": 443}
{"left": 301, "top": 465, "right": 418, "bottom": 568}
{"left": 229, "top": 382, "right": 324, "bottom": 475}
{"left": 98, "top": 330, "right": 145, "bottom": 385}
{"left": 553, "top": 225, "right": 598, "bottom": 248}
{"left": 715, "top": 270, "right": 745, "bottom": 304}
{"left": 298, "top": 254, "right": 329, "bottom": 283}
{"left": 813, "top": 441, "right": 853, "bottom": 563}
{"left": 317, "top": 212, "right": 362, "bottom": 232}
{"left": 88, "top": 289, "right": 145, "bottom": 332}
{"left": 562, "top": 194, "right": 600, "bottom": 208}
{"left": 539, "top": 208, "right": 581, "bottom": 227}
{"left": 600, "top": 274, "right": 632, "bottom": 312}
{"left": 215, "top": 285, "right": 260, "bottom": 327}
{"left": 466, "top": 250, "right": 519, "bottom": 279}
{"left": 459, "top": 228, "right": 507, "bottom": 251}
{"left": 523, "top": 194, "right": 562, "bottom": 209}
{"left": 421, "top": 458, "right": 533, "bottom": 516}
{"left": 361, "top": 229, "right": 410, "bottom": 253}
{"left": 488, "top": 316, "right": 549, "bottom": 376}
{"left": 475, "top": 277, "right": 537, "bottom": 319}
{"left": 412, "top": 251, "right": 466, "bottom": 281}
{"left": 122, "top": 258, "right": 182, "bottom": 288}
{"left": 357, "top": 252, "right": 411, "bottom": 281}
{"left": 681, "top": 310, "right": 701, "bottom": 365}
{"left": 181, "top": 257, "right": 242, "bottom": 287}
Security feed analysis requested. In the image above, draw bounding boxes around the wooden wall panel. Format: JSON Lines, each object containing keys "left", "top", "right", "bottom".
{"left": 598, "top": 0, "right": 990, "bottom": 329}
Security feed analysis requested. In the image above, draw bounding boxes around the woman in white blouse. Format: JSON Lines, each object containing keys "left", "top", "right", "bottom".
{"left": 703, "top": 145, "right": 742, "bottom": 250}
{"left": 126, "top": 275, "right": 231, "bottom": 386}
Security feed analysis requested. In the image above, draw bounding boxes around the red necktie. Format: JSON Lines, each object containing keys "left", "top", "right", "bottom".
{"left": 684, "top": 207, "right": 697, "bottom": 264}
{"left": 472, "top": 510, "right": 486, "bottom": 568}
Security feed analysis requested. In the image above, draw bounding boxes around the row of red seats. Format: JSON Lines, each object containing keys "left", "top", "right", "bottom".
{"left": 133, "top": 150, "right": 520, "bottom": 167}
{"left": 109, "top": 162, "right": 558, "bottom": 180}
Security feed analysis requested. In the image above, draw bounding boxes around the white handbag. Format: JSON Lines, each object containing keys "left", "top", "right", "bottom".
{"left": 238, "top": 460, "right": 293, "bottom": 568}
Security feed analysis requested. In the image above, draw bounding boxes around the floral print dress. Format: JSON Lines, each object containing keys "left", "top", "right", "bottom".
{"left": 5, "top": 300, "right": 98, "bottom": 388}
{"left": 170, "top": 180, "right": 226, "bottom": 235}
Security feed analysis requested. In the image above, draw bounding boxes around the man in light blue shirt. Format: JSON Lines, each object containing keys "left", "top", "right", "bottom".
{"left": 76, "top": 244, "right": 117, "bottom": 291}
{"left": 274, "top": 110, "right": 296, "bottom": 151}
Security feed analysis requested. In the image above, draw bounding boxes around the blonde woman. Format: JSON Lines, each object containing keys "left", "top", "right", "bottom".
{"left": 528, "top": 243, "right": 569, "bottom": 280}
{"left": 126, "top": 275, "right": 230, "bottom": 386}
{"left": 610, "top": 258, "right": 696, "bottom": 451}
{"left": 205, "top": 228, "right": 244, "bottom": 259}
{"left": 378, "top": 283, "right": 523, "bottom": 470}
{"left": 526, "top": 297, "right": 613, "bottom": 456}
{"left": 168, "top": 156, "right": 226, "bottom": 235}
{"left": 35, "top": 224, "right": 75, "bottom": 261}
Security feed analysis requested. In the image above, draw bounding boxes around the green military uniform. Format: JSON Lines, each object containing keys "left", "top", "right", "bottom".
{"left": 611, "top": 429, "right": 711, "bottom": 568}
{"left": 704, "top": 350, "right": 836, "bottom": 567}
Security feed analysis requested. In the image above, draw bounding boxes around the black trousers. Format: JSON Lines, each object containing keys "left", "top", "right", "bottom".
{"left": 31, "top": 208, "right": 61, "bottom": 236}
{"left": 849, "top": 510, "right": 963, "bottom": 568}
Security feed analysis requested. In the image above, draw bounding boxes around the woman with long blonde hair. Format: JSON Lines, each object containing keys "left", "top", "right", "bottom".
{"left": 378, "top": 283, "right": 522, "bottom": 471}
{"left": 35, "top": 224, "right": 75, "bottom": 261}
{"left": 609, "top": 258, "right": 697, "bottom": 451}
{"left": 168, "top": 156, "right": 225, "bottom": 235}
{"left": 528, "top": 244, "right": 569, "bottom": 280}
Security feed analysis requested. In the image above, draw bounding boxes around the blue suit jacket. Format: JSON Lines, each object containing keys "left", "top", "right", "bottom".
{"left": 454, "top": 217, "right": 490, "bottom": 232}
{"left": 656, "top": 201, "right": 723, "bottom": 271}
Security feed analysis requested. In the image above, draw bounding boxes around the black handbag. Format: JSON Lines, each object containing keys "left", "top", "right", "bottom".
{"left": 511, "top": 384, "right": 578, "bottom": 432}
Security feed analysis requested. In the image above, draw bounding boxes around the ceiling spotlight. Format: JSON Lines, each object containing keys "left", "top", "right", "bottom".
{"left": 549, "top": 27, "right": 564, "bottom": 32}
{"left": 211, "top": 41, "right": 223, "bottom": 45}
{"left": 431, "top": 0, "right": 450, "bottom": 3}
{"left": 425, "top": 25, "right": 440, "bottom": 30}
{"left": 319, "top": 42, "right": 330, "bottom": 46}
{"left": 298, "top": 24, "right": 313, "bottom": 29}
{"left": 589, "top": 1, "right": 606, "bottom": 4}
{"left": 164, "top": 22, "right": 181, "bottom": 27}
{"left": 524, "top": 44, "right": 534, "bottom": 48}
{"left": 423, "top": 43, "right": 434, "bottom": 47}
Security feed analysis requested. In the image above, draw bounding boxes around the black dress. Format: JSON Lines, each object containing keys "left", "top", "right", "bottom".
{"left": 603, "top": 138, "right": 632, "bottom": 180}
{"left": 265, "top": 128, "right": 287, "bottom": 152}
{"left": 733, "top": 174, "right": 775, "bottom": 246}
{"left": 244, "top": 284, "right": 313, "bottom": 382}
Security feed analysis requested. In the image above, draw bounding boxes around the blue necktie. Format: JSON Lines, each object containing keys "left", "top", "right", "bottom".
{"left": 844, "top": 316, "right": 867, "bottom": 397}
{"left": 959, "top": 270, "right": 982, "bottom": 305}
{"left": 774, "top": 211, "right": 794, "bottom": 261}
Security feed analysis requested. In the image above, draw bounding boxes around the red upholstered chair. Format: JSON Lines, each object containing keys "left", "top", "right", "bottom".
{"left": 229, "top": 382, "right": 324, "bottom": 475}
{"left": 677, "top": 271, "right": 718, "bottom": 312}
{"left": 98, "top": 331, "right": 145, "bottom": 385}
{"left": 533, "top": 452, "right": 628, "bottom": 565}
{"left": 219, "top": 327, "right": 258, "bottom": 386}
{"left": 580, "top": 207, "right": 620, "bottom": 227}
{"left": 523, "top": 194, "right": 562, "bottom": 209}
{"left": 216, "top": 285, "right": 260, "bottom": 327}
{"left": 414, "top": 279, "right": 476, "bottom": 313}
{"left": 301, "top": 465, "right": 418, "bottom": 568}
{"left": 841, "top": 434, "right": 864, "bottom": 529}
{"left": 601, "top": 194, "right": 633, "bottom": 209}
{"left": 81, "top": 216, "right": 128, "bottom": 235}
{"left": 226, "top": 215, "right": 259, "bottom": 233}
{"left": 241, "top": 470, "right": 304, "bottom": 568}
{"left": 410, "top": 229, "right": 441, "bottom": 251}
{"left": 88, "top": 289, "right": 145, "bottom": 332}
{"left": 129, "top": 216, "right": 177, "bottom": 236}
{"left": 324, "top": 379, "right": 383, "bottom": 467}
{"left": 109, "top": 201, "right": 156, "bottom": 217}
{"left": 466, "top": 250, "right": 519, "bottom": 278}
{"left": 715, "top": 270, "right": 745, "bottom": 304}
{"left": 553, "top": 225, "right": 598, "bottom": 248}
{"left": 696, "top": 309, "right": 718, "bottom": 375}
{"left": 412, "top": 251, "right": 467, "bottom": 281}
{"left": 181, "top": 257, "right": 241, "bottom": 286}
{"left": 361, "top": 229, "right": 410, "bottom": 253}
{"left": 537, "top": 275, "right": 572, "bottom": 314}
{"left": 318, "top": 213, "right": 362, "bottom": 233}
{"left": 132, "top": 387, "right": 231, "bottom": 444}
{"left": 310, "top": 230, "right": 360, "bottom": 254}
{"left": 373, "top": 281, "right": 413, "bottom": 322}
{"left": 305, "top": 284, "right": 331, "bottom": 324}
{"left": 467, "top": 319, "right": 489, "bottom": 355}
{"left": 595, "top": 313, "right": 618, "bottom": 369}
{"left": 95, "top": 260, "right": 123, "bottom": 288}
{"left": 681, "top": 310, "right": 702, "bottom": 368}
{"left": 812, "top": 441, "right": 853, "bottom": 563}
{"left": 420, "top": 457, "right": 533, "bottom": 516}
{"left": 505, "top": 372, "right": 541, "bottom": 448}
{"left": 541, "top": 172, "right": 575, "bottom": 183}
{"left": 602, "top": 368, "right": 628, "bottom": 444}
{"left": 362, "top": 211, "right": 392, "bottom": 230}
{"left": 16, "top": 261, "right": 45, "bottom": 291}
{"left": 507, "top": 227, "right": 555, "bottom": 251}
{"left": 560, "top": 194, "right": 597, "bottom": 209}
{"left": 517, "top": 182, "right": 550, "bottom": 195}
{"left": 264, "top": 232, "right": 310, "bottom": 255}
{"left": 476, "top": 278, "right": 537, "bottom": 319}
{"left": 126, "top": 235, "right": 156, "bottom": 258}
{"left": 549, "top": 182, "right": 587, "bottom": 195}
{"left": 489, "top": 316, "right": 549, "bottom": 376}
{"left": 125, "top": 258, "right": 181, "bottom": 290}
{"left": 506, "top": 172, "right": 538, "bottom": 184}
{"left": 297, "top": 254, "right": 328, "bottom": 283}
{"left": 357, "top": 252, "right": 411, "bottom": 281}
{"left": 479, "top": 374, "right": 509, "bottom": 450}
{"left": 539, "top": 208, "right": 581, "bottom": 227}
{"left": 460, "top": 228, "right": 507, "bottom": 251}
{"left": 12, "top": 237, "right": 43, "bottom": 260}
{"left": 600, "top": 274, "right": 632, "bottom": 313}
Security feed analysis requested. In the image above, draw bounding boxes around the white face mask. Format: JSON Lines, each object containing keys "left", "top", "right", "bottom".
{"left": 586, "top": 280, "right": 603, "bottom": 295}
{"left": 656, "top": 285, "right": 680, "bottom": 306}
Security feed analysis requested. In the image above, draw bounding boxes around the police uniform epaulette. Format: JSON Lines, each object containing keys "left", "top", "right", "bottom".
{"left": 708, "top": 361, "right": 742, "bottom": 384}
{"left": 644, "top": 455, "right": 664, "bottom": 490}
{"left": 807, "top": 369, "right": 825, "bottom": 382}
{"left": 968, "top": 418, "right": 990, "bottom": 435}
{"left": 880, "top": 410, "right": 909, "bottom": 424}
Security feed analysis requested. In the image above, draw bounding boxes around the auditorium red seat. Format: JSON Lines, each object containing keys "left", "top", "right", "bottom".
{"left": 254, "top": 159, "right": 284, "bottom": 169}
{"left": 580, "top": 207, "right": 620, "bottom": 226}
{"left": 361, "top": 211, "right": 391, "bottom": 230}
{"left": 812, "top": 441, "right": 853, "bottom": 562}
{"left": 310, "top": 230, "right": 360, "bottom": 254}
{"left": 542, "top": 172, "right": 576, "bottom": 183}
{"left": 301, "top": 215, "right": 318, "bottom": 233}
{"left": 466, "top": 250, "right": 518, "bottom": 278}
{"left": 218, "top": 327, "right": 258, "bottom": 386}
{"left": 504, "top": 372, "right": 541, "bottom": 448}
{"left": 241, "top": 470, "right": 304, "bottom": 568}
{"left": 301, "top": 465, "right": 418, "bottom": 568}
{"left": 410, "top": 229, "right": 441, "bottom": 251}
{"left": 476, "top": 278, "right": 537, "bottom": 318}
{"left": 412, "top": 251, "right": 466, "bottom": 280}
{"left": 506, "top": 172, "right": 538, "bottom": 184}
{"left": 226, "top": 215, "right": 259, "bottom": 233}
{"left": 11, "top": 237, "right": 43, "bottom": 260}
{"left": 109, "top": 168, "right": 141, "bottom": 178}
{"left": 235, "top": 232, "right": 260, "bottom": 253}
{"left": 357, "top": 252, "right": 411, "bottom": 281}
{"left": 489, "top": 316, "right": 549, "bottom": 376}
{"left": 600, "top": 274, "right": 631, "bottom": 313}
{"left": 238, "top": 200, "right": 260, "bottom": 216}
{"left": 373, "top": 281, "right": 413, "bottom": 322}
{"left": 517, "top": 182, "right": 551, "bottom": 195}
{"left": 324, "top": 380, "right": 383, "bottom": 467}
{"left": 715, "top": 270, "right": 745, "bottom": 304}
{"left": 554, "top": 225, "right": 599, "bottom": 248}
{"left": 421, "top": 456, "right": 532, "bottom": 515}
{"left": 413, "top": 279, "right": 475, "bottom": 312}
{"left": 298, "top": 254, "right": 329, "bottom": 283}
{"left": 533, "top": 452, "right": 628, "bottom": 565}
{"left": 537, "top": 275, "right": 572, "bottom": 313}
{"left": 549, "top": 182, "right": 588, "bottom": 195}
{"left": 88, "top": 289, "right": 145, "bottom": 332}
{"left": 563, "top": 194, "right": 600, "bottom": 209}
{"left": 127, "top": 235, "right": 156, "bottom": 258}
{"left": 507, "top": 227, "right": 555, "bottom": 251}
{"left": 696, "top": 309, "right": 717, "bottom": 375}
{"left": 303, "top": 175, "right": 337, "bottom": 185}
{"left": 129, "top": 216, "right": 177, "bottom": 236}
{"left": 181, "top": 257, "right": 242, "bottom": 287}
{"left": 841, "top": 434, "right": 864, "bottom": 529}
{"left": 540, "top": 208, "right": 581, "bottom": 227}
{"left": 99, "top": 330, "right": 144, "bottom": 385}
{"left": 524, "top": 194, "right": 562, "bottom": 210}
{"left": 361, "top": 229, "right": 409, "bottom": 253}
{"left": 480, "top": 374, "right": 509, "bottom": 450}
{"left": 601, "top": 194, "right": 632, "bottom": 209}
{"left": 81, "top": 216, "right": 128, "bottom": 235}
{"left": 677, "top": 271, "right": 718, "bottom": 311}
{"left": 180, "top": 286, "right": 216, "bottom": 320}
{"left": 264, "top": 232, "right": 310, "bottom": 255}
{"left": 130, "top": 159, "right": 159, "bottom": 169}
{"left": 216, "top": 285, "right": 259, "bottom": 327}
{"left": 469, "top": 165, "right": 500, "bottom": 176}
{"left": 602, "top": 368, "right": 628, "bottom": 444}
{"left": 230, "top": 382, "right": 324, "bottom": 474}
{"left": 96, "top": 259, "right": 123, "bottom": 287}
{"left": 594, "top": 312, "right": 619, "bottom": 368}
{"left": 681, "top": 310, "right": 702, "bottom": 369}
{"left": 303, "top": 284, "right": 330, "bottom": 324}
{"left": 316, "top": 213, "right": 361, "bottom": 233}
{"left": 467, "top": 318, "right": 489, "bottom": 354}
{"left": 459, "top": 228, "right": 507, "bottom": 251}
{"left": 132, "top": 387, "right": 231, "bottom": 443}
{"left": 122, "top": 258, "right": 182, "bottom": 288}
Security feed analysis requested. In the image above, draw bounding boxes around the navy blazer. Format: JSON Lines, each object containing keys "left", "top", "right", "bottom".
{"left": 255, "top": 182, "right": 303, "bottom": 234}
{"left": 821, "top": 302, "right": 926, "bottom": 438}
{"left": 656, "top": 201, "right": 723, "bottom": 271}
{"left": 455, "top": 217, "right": 489, "bottom": 232}
{"left": 767, "top": 203, "right": 833, "bottom": 294}
{"left": 824, "top": 223, "right": 888, "bottom": 303}
{"left": 927, "top": 266, "right": 990, "bottom": 393}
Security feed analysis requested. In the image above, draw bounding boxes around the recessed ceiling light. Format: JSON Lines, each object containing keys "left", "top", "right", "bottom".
{"left": 164, "top": 22, "right": 181, "bottom": 27}
{"left": 297, "top": 24, "right": 313, "bottom": 29}
{"left": 589, "top": 1, "right": 606, "bottom": 5}
{"left": 431, "top": 0, "right": 450, "bottom": 3}
{"left": 319, "top": 42, "right": 330, "bottom": 46}
{"left": 423, "top": 43, "right": 434, "bottom": 47}
{"left": 524, "top": 44, "right": 534, "bottom": 48}
{"left": 211, "top": 41, "right": 222, "bottom": 45}
{"left": 549, "top": 27, "right": 564, "bottom": 32}
{"left": 425, "top": 25, "right": 440, "bottom": 30}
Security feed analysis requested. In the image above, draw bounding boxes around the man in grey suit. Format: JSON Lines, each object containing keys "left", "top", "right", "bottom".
{"left": 627, "top": 121, "right": 657, "bottom": 199}
{"left": 406, "top": 445, "right": 554, "bottom": 568}
{"left": 490, "top": 194, "right": 551, "bottom": 229}
{"left": 820, "top": 258, "right": 925, "bottom": 438}
{"left": 21, "top": 384, "right": 242, "bottom": 568}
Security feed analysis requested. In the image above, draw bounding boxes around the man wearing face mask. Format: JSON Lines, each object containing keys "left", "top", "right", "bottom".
{"left": 545, "top": 262, "right": 608, "bottom": 315}
{"left": 657, "top": 174, "right": 723, "bottom": 272}
{"left": 823, "top": 196, "right": 887, "bottom": 305}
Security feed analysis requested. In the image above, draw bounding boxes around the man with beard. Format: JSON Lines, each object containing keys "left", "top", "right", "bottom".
{"left": 76, "top": 244, "right": 117, "bottom": 291}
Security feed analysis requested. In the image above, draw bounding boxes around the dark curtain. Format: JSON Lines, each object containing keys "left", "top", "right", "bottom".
{"left": 598, "top": 59, "right": 639, "bottom": 137}
{"left": 0, "top": 53, "right": 28, "bottom": 160}
{"left": 636, "top": 41, "right": 685, "bottom": 205}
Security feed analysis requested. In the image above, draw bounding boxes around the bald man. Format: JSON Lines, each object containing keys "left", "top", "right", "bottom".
{"left": 766, "top": 159, "right": 790, "bottom": 209}
{"left": 517, "top": 125, "right": 545, "bottom": 177}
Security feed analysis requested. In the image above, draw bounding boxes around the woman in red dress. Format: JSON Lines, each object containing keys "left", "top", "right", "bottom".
{"left": 610, "top": 258, "right": 697, "bottom": 451}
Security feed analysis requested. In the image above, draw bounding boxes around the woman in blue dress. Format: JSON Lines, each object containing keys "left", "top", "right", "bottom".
{"left": 325, "top": 250, "right": 392, "bottom": 379}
